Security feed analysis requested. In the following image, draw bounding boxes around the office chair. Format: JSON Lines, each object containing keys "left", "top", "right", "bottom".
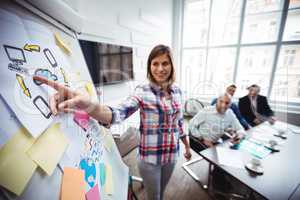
{"left": 184, "top": 98, "right": 205, "bottom": 117}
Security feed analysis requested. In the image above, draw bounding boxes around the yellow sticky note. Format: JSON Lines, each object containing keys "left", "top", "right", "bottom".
{"left": 104, "top": 163, "right": 113, "bottom": 195}
{"left": 61, "top": 167, "right": 85, "bottom": 200}
{"left": 54, "top": 32, "right": 71, "bottom": 55}
{"left": 27, "top": 123, "right": 69, "bottom": 175}
{"left": 0, "top": 128, "right": 37, "bottom": 196}
{"left": 85, "top": 82, "right": 95, "bottom": 97}
{"left": 103, "top": 134, "right": 113, "bottom": 152}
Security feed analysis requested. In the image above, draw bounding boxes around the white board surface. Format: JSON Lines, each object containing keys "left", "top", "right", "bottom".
{"left": 0, "top": 1, "right": 129, "bottom": 199}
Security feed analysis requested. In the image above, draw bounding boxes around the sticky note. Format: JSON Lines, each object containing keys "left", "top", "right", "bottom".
{"left": 61, "top": 167, "right": 85, "bottom": 200}
{"left": 74, "top": 110, "right": 90, "bottom": 131}
{"left": 0, "top": 128, "right": 37, "bottom": 195}
{"left": 27, "top": 123, "right": 69, "bottom": 175}
{"left": 85, "top": 82, "right": 95, "bottom": 97}
{"left": 103, "top": 134, "right": 113, "bottom": 152}
{"left": 99, "top": 162, "right": 106, "bottom": 186}
{"left": 54, "top": 32, "right": 71, "bottom": 55}
{"left": 86, "top": 184, "right": 101, "bottom": 200}
{"left": 104, "top": 163, "right": 113, "bottom": 195}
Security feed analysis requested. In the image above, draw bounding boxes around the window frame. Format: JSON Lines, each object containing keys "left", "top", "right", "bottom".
{"left": 180, "top": 0, "right": 300, "bottom": 112}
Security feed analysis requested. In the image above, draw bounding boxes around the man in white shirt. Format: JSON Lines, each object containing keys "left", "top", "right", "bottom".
{"left": 189, "top": 93, "right": 246, "bottom": 149}
{"left": 189, "top": 93, "right": 247, "bottom": 195}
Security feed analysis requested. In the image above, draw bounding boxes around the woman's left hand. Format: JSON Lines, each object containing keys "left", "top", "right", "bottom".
{"left": 184, "top": 147, "right": 192, "bottom": 160}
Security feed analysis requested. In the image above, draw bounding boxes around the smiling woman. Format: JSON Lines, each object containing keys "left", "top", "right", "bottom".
{"left": 147, "top": 45, "right": 175, "bottom": 89}
{"left": 33, "top": 44, "right": 191, "bottom": 200}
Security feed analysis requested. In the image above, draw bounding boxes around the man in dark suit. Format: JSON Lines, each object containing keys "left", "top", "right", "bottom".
{"left": 239, "top": 84, "right": 275, "bottom": 126}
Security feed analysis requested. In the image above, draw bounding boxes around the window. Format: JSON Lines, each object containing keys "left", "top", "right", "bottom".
{"left": 283, "top": 9, "right": 300, "bottom": 41}
{"left": 271, "top": 45, "right": 300, "bottom": 103}
{"left": 236, "top": 46, "right": 275, "bottom": 96}
{"left": 206, "top": 48, "right": 236, "bottom": 86}
{"left": 183, "top": 0, "right": 210, "bottom": 47}
{"left": 181, "top": 49, "right": 206, "bottom": 98}
{"left": 180, "top": 0, "right": 300, "bottom": 107}
{"left": 242, "top": 0, "right": 282, "bottom": 43}
{"left": 209, "top": 0, "right": 242, "bottom": 45}
{"left": 289, "top": 0, "right": 300, "bottom": 9}
{"left": 242, "top": 12, "right": 281, "bottom": 43}
{"left": 245, "top": 0, "right": 282, "bottom": 14}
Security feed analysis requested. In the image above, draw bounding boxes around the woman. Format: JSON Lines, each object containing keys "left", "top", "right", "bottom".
{"left": 34, "top": 44, "right": 191, "bottom": 200}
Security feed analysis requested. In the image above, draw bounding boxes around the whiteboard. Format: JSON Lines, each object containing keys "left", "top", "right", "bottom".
{"left": 0, "top": 1, "right": 129, "bottom": 199}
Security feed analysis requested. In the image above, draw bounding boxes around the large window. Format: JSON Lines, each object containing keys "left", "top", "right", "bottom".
{"left": 181, "top": 0, "right": 300, "bottom": 107}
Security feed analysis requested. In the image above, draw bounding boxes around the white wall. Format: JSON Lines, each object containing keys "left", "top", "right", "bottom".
{"left": 73, "top": 0, "right": 174, "bottom": 134}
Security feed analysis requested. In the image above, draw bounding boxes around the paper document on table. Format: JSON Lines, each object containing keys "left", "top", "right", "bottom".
{"left": 216, "top": 147, "right": 244, "bottom": 169}
{"left": 290, "top": 126, "right": 300, "bottom": 134}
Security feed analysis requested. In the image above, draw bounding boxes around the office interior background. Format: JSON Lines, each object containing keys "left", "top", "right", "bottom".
{"left": 1, "top": 0, "right": 300, "bottom": 200}
{"left": 75, "top": 0, "right": 300, "bottom": 132}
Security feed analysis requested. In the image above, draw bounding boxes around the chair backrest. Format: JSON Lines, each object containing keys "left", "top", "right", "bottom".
{"left": 114, "top": 127, "right": 140, "bottom": 157}
{"left": 184, "top": 98, "right": 205, "bottom": 117}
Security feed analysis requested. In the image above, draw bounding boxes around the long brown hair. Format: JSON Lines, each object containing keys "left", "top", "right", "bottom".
{"left": 147, "top": 44, "right": 175, "bottom": 87}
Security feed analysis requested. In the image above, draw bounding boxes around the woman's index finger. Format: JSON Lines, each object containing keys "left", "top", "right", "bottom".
{"left": 33, "top": 75, "right": 73, "bottom": 96}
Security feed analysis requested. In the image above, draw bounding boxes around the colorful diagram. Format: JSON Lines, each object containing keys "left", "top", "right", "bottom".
{"left": 79, "top": 158, "right": 96, "bottom": 188}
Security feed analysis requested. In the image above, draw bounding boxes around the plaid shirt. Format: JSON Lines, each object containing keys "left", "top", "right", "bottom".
{"left": 110, "top": 82, "right": 186, "bottom": 165}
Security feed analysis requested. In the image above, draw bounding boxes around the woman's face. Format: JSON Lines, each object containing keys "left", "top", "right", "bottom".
{"left": 150, "top": 53, "right": 172, "bottom": 85}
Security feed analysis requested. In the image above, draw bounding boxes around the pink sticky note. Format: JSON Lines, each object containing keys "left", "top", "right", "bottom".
{"left": 74, "top": 110, "right": 90, "bottom": 131}
{"left": 86, "top": 184, "right": 100, "bottom": 200}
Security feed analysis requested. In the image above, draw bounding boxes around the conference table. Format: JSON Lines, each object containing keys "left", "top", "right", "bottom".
{"left": 198, "top": 121, "right": 300, "bottom": 200}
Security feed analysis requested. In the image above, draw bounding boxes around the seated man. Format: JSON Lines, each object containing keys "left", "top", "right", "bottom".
{"left": 211, "top": 84, "right": 250, "bottom": 130}
{"left": 239, "top": 84, "right": 275, "bottom": 127}
{"left": 189, "top": 93, "right": 246, "bottom": 153}
{"left": 189, "top": 93, "right": 246, "bottom": 194}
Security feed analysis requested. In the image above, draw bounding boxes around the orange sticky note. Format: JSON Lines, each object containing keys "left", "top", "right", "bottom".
{"left": 61, "top": 167, "right": 85, "bottom": 200}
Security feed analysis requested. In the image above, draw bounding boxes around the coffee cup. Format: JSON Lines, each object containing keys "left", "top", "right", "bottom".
{"left": 269, "top": 139, "right": 278, "bottom": 147}
{"left": 251, "top": 158, "right": 261, "bottom": 169}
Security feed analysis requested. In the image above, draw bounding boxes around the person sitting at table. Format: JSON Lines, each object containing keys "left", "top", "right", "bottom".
{"left": 211, "top": 84, "right": 250, "bottom": 130}
{"left": 189, "top": 93, "right": 246, "bottom": 194}
{"left": 239, "top": 84, "right": 275, "bottom": 127}
{"left": 189, "top": 93, "right": 246, "bottom": 151}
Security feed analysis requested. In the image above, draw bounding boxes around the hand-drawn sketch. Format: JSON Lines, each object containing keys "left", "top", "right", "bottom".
{"left": 33, "top": 96, "right": 52, "bottom": 119}
{"left": 4, "top": 45, "right": 26, "bottom": 64}
{"left": 23, "top": 44, "right": 40, "bottom": 52}
{"left": 43, "top": 48, "right": 57, "bottom": 68}
{"left": 16, "top": 74, "right": 31, "bottom": 98}
{"left": 33, "top": 69, "right": 58, "bottom": 85}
